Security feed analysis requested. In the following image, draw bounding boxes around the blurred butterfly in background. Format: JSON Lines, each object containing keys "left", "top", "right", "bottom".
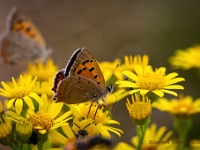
{"left": 52, "top": 48, "right": 112, "bottom": 105}
{"left": 64, "top": 123, "right": 112, "bottom": 150}
{"left": 0, "top": 7, "right": 52, "bottom": 65}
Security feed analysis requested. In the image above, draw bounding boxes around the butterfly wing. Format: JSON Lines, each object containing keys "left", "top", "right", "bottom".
{"left": 52, "top": 69, "right": 65, "bottom": 93}
{"left": 54, "top": 75, "right": 104, "bottom": 104}
{"left": 64, "top": 48, "right": 107, "bottom": 93}
{"left": 7, "top": 7, "right": 46, "bottom": 46}
{"left": 0, "top": 7, "right": 52, "bottom": 65}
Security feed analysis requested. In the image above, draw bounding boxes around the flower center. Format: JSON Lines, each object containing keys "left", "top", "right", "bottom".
{"left": 28, "top": 112, "right": 54, "bottom": 130}
{"left": 137, "top": 71, "right": 165, "bottom": 90}
{"left": 126, "top": 96, "right": 151, "bottom": 124}
{"left": 10, "top": 87, "right": 30, "bottom": 99}
{"left": 129, "top": 102, "right": 151, "bottom": 121}
{"left": 173, "top": 103, "right": 193, "bottom": 115}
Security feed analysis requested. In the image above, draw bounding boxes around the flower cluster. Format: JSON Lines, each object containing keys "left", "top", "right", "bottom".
{"left": 1, "top": 44, "right": 200, "bottom": 150}
{"left": 0, "top": 58, "right": 126, "bottom": 150}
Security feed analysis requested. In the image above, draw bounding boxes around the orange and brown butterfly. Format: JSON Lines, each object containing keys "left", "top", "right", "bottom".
{"left": 52, "top": 47, "right": 112, "bottom": 105}
{"left": 0, "top": 7, "right": 52, "bottom": 65}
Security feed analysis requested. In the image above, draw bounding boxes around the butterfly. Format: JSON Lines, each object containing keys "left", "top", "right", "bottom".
{"left": 0, "top": 7, "right": 52, "bottom": 65}
{"left": 52, "top": 47, "right": 112, "bottom": 105}
{"left": 64, "top": 123, "right": 112, "bottom": 150}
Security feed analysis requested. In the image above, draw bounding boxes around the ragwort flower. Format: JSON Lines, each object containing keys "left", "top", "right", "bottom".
{"left": 7, "top": 94, "right": 72, "bottom": 134}
{"left": 116, "top": 66, "right": 185, "bottom": 97}
{"left": 24, "top": 59, "right": 58, "bottom": 82}
{"left": 169, "top": 45, "right": 200, "bottom": 70}
{"left": 69, "top": 102, "right": 123, "bottom": 138}
{"left": 99, "top": 59, "right": 122, "bottom": 80}
{"left": 122, "top": 55, "right": 149, "bottom": 71}
{"left": 0, "top": 75, "right": 43, "bottom": 114}
{"left": 126, "top": 95, "right": 151, "bottom": 125}
{"left": 153, "top": 95, "right": 200, "bottom": 116}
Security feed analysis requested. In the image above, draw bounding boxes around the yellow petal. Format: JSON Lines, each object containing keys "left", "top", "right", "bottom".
{"left": 123, "top": 70, "right": 137, "bottom": 80}
{"left": 47, "top": 102, "right": 63, "bottom": 119}
{"left": 23, "top": 96, "right": 35, "bottom": 110}
{"left": 29, "top": 93, "right": 44, "bottom": 107}
{"left": 130, "top": 89, "right": 141, "bottom": 94}
{"left": 152, "top": 90, "right": 164, "bottom": 97}
{"left": 54, "top": 111, "right": 72, "bottom": 124}
{"left": 161, "top": 89, "right": 178, "bottom": 96}
{"left": 49, "top": 130, "right": 67, "bottom": 144}
{"left": 6, "top": 110, "right": 22, "bottom": 121}
{"left": 62, "top": 124, "right": 74, "bottom": 138}
{"left": 1, "top": 81, "right": 12, "bottom": 92}
{"left": 140, "top": 89, "right": 149, "bottom": 95}
{"left": 15, "top": 99, "right": 23, "bottom": 114}
{"left": 39, "top": 129, "right": 47, "bottom": 134}
{"left": 12, "top": 77, "right": 18, "bottom": 87}
{"left": 7, "top": 99, "right": 15, "bottom": 109}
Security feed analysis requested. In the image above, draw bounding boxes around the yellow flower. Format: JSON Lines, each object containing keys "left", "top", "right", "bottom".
{"left": 122, "top": 55, "right": 149, "bottom": 71}
{"left": 15, "top": 118, "right": 33, "bottom": 143}
{"left": 49, "top": 118, "right": 99, "bottom": 146}
{"left": 0, "top": 75, "right": 43, "bottom": 114}
{"left": 114, "top": 124, "right": 175, "bottom": 150}
{"left": 153, "top": 95, "right": 200, "bottom": 116}
{"left": 69, "top": 102, "right": 123, "bottom": 138}
{"left": 126, "top": 95, "right": 151, "bottom": 125}
{"left": 189, "top": 139, "right": 200, "bottom": 150}
{"left": 116, "top": 66, "right": 185, "bottom": 97}
{"left": 169, "top": 45, "right": 200, "bottom": 70}
{"left": 0, "top": 107, "right": 12, "bottom": 140}
{"left": 0, "top": 115, "right": 13, "bottom": 143}
{"left": 98, "top": 89, "right": 130, "bottom": 107}
{"left": 24, "top": 59, "right": 58, "bottom": 82}
{"left": 33, "top": 81, "right": 54, "bottom": 97}
{"left": 99, "top": 59, "right": 122, "bottom": 80}
{"left": 7, "top": 94, "right": 72, "bottom": 134}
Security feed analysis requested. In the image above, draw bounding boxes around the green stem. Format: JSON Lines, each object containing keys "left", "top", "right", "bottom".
{"left": 173, "top": 116, "right": 192, "bottom": 150}
{"left": 21, "top": 144, "right": 32, "bottom": 150}
{"left": 136, "top": 116, "right": 150, "bottom": 150}
{"left": 37, "top": 143, "right": 43, "bottom": 150}
{"left": 137, "top": 125, "right": 145, "bottom": 150}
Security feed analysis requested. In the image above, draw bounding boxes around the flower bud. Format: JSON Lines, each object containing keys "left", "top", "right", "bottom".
{"left": 0, "top": 116, "right": 13, "bottom": 145}
{"left": 15, "top": 118, "right": 33, "bottom": 143}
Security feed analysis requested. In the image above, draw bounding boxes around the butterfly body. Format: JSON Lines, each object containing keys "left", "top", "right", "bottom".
{"left": 52, "top": 48, "right": 111, "bottom": 104}
{"left": 0, "top": 7, "right": 52, "bottom": 65}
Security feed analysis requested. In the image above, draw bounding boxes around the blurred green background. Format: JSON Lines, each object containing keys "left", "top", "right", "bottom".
{"left": 0, "top": 1, "right": 200, "bottom": 149}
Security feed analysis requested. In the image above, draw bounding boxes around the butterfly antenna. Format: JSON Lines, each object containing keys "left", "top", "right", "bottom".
{"left": 74, "top": 123, "right": 81, "bottom": 130}
{"left": 106, "top": 64, "right": 119, "bottom": 92}
{"left": 110, "top": 93, "right": 118, "bottom": 113}
{"left": 74, "top": 122, "right": 91, "bottom": 130}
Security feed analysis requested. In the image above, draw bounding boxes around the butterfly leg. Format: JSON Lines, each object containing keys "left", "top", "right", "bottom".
{"left": 87, "top": 101, "right": 99, "bottom": 120}
{"left": 93, "top": 104, "right": 99, "bottom": 120}
{"left": 87, "top": 101, "right": 94, "bottom": 118}
{"left": 101, "top": 98, "right": 107, "bottom": 105}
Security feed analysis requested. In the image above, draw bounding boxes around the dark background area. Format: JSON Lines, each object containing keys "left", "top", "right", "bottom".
{"left": 0, "top": 1, "right": 200, "bottom": 149}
